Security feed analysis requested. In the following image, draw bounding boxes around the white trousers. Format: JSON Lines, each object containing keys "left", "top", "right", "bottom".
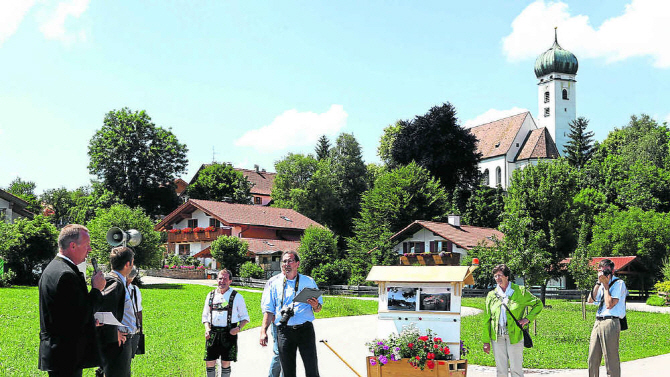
{"left": 492, "top": 333, "right": 524, "bottom": 377}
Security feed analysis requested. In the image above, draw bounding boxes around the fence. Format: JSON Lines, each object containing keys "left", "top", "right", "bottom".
{"left": 231, "top": 277, "right": 378, "bottom": 296}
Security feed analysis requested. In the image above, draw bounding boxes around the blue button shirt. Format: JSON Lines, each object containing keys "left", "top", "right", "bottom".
{"left": 261, "top": 273, "right": 323, "bottom": 326}
{"left": 594, "top": 277, "right": 627, "bottom": 318}
{"left": 112, "top": 270, "right": 138, "bottom": 334}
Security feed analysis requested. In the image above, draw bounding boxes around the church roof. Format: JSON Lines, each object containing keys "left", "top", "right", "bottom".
{"left": 468, "top": 112, "right": 530, "bottom": 159}
{"left": 515, "top": 127, "right": 560, "bottom": 161}
{"left": 534, "top": 30, "right": 578, "bottom": 78}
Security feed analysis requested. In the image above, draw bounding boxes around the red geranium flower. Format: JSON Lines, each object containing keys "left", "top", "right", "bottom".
{"left": 426, "top": 360, "right": 435, "bottom": 369}
{"left": 419, "top": 336, "right": 429, "bottom": 342}
{"left": 415, "top": 356, "right": 420, "bottom": 360}
{"left": 427, "top": 352, "right": 435, "bottom": 360}
{"left": 444, "top": 347, "right": 450, "bottom": 354}
{"left": 433, "top": 344, "right": 439, "bottom": 349}
{"left": 433, "top": 337, "right": 442, "bottom": 343}
{"left": 408, "top": 343, "right": 413, "bottom": 349}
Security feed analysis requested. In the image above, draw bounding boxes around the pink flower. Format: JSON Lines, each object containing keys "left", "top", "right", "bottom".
{"left": 369, "top": 358, "right": 377, "bottom": 366}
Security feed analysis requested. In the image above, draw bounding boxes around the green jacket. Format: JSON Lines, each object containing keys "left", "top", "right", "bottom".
{"left": 481, "top": 283, "right": 542, "bottom": 344}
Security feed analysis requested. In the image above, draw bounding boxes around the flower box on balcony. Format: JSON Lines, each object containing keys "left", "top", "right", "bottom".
{"left": 366, "top": 357, "right": 467, "bottom": 377}
{"left": 400, "top": 253, "right": 460, "bottom": 266}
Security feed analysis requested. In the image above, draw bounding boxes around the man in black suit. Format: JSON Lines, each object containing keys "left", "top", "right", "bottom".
{"left": 38, "top": 224, "right": 106, "bottom": 377}
{"left": 98, "top": 246, "right": 136, "bottom": 377}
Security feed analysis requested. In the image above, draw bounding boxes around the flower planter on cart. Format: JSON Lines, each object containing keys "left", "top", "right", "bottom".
{"left": 366, "top": 358, "right": 467, "bottom": 377}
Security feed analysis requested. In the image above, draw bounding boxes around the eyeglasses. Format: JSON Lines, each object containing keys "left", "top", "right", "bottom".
{"left": 282, "top": 259, "right": 296, "bottom": 265}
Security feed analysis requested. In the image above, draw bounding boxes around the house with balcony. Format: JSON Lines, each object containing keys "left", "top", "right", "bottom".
{"left": 0, "top": 188, "right": 34, "bottom": 223}
{"left": 154, "top": 199, "right": 322, "bottom": 276}
{"left": 391, "top": 215, "right": 504, "bottom": 266}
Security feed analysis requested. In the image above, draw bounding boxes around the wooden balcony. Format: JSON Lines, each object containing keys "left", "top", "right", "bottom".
{"left": 167, "top": 228, "right": 231, "bottom": 243}
{"left": 400, "top": 252, "right": 461, "bottom": 266}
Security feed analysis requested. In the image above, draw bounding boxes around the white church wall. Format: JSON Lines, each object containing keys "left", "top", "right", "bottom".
{"left": 478, "top": 155, "right": 507, "bottom": 189}
{"left": 537, "top": 73, "right": 576, "bottom": 155}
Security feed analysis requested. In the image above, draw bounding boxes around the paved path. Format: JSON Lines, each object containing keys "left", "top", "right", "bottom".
{"left": 142, "top": 276, "right": 670, "bottom": 376}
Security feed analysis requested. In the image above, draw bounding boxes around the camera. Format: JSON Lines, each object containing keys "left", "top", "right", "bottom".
{"left": 278, "top": 305, "right": 295, "bottom": 327}
{"left": 603, "top": 269, "right": 612, "bottom": 277}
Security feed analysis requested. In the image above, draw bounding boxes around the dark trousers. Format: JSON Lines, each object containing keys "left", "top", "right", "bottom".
{"left": 48, "top": 370, "right": 83, "bottom": 377}
{"left": 277, "top": 322, "right": 320, "bottom": 377}
{"left": 101, "top": 334, "right": 134, "bottom": 377}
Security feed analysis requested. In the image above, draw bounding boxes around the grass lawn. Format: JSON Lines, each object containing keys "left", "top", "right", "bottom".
{"left": 2, "top": 287, "right": 669, "bottom": 375}
{"left": 460, "top": 297, "right": 670, "bottom": 369}
{"left": 0, "top": 284, "right": 377, "bottom": 377}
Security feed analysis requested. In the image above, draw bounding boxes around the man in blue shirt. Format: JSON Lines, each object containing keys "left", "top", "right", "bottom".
{"left": 260, "top": 251, "right": 323, "bottom": 377}
{"left": 261, "top": 273, "right": 284, "bottom": 377}
{"left": 587, "top": 259, "right": 628, "bottom": 377}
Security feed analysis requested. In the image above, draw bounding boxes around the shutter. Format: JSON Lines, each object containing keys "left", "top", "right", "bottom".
{"left": 416, "top": 243, "right": 425, "bottom": 253}
{"left": 447, "top": 241, "right": 453, "bottom": 253}
{"left": 403, "top": 242, "right": 408, "bottom": 254}
{"left": 429, "top": 241, "right": 435, "bottom": 253}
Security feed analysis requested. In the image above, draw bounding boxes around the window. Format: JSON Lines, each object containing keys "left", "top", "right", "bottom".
{"left": 178, "top": 244, "right": 190, "bottom": 256}
{"left": 516, "top": 142, "right": 519, "bottom": 147}
{"left": 544, "top": 91, "right": 550, "bottom": 103}
{"left": 187, "top": 219, "right": 198, "bottom": 228}
{"left": 254, "top": 197, "right": 262, "bottom": 205}
{"left": 562, "top": 89, "right": 568, "bottom": 100}
{"left": 432, "top": 240, "right": 453, "bottom": 253}
{"left": 403, "top": 242, "right": 424, "bottom": 254}
{"left": 544, "top": 107, "right": 550, "bottom": 117}
{"left": 209, "top": 218, "right": 221, "bottom": 228}
{"left": 482, "top": 169, "right": 490, "bottom": 186}
{"left": 496, "top": 167, "right": 502, "bottom": 186}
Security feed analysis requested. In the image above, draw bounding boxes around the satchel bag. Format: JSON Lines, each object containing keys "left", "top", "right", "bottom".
{"left": 498, "top": 296, "right": 533, "bottom": 348}
{"left": 135, "top": 330, "right": 145, "bottom": 355}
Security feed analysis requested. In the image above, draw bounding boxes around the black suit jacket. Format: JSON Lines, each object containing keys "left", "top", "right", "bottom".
{"left": 38, "top": 256, "right": 102, "bottom": 373}
{"left": 98, "top": 272, "right": 127, "bottom": 346}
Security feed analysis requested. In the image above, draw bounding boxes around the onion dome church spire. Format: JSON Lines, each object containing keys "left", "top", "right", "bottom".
{"left": 534, "top": 27, "right": 578, "bottom": 78}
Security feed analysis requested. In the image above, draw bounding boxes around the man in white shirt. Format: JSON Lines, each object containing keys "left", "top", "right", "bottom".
{"left": 202, "top": 269, "right": 250, "bottom": 377}
{"left": 587, "top": 259, "right": 628, "bottom": 377}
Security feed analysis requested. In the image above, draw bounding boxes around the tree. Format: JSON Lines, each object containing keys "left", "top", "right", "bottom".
{"left": 0, "top": 215, "right": 58, "bottom": 285}
{"left": 564, "top": 117, "right": 595, "bottom": 169}
{"left": 315, "top": 135, "right": 331, "bottom": 160}
{"left": 297, "top": 226, "right": 338, "bottom": 277}
{"left": 568, "top": 217, "right": 598, "bottom": 319}
{"left": 312, "top": 259, "right": 352, "bottom": 286}
{"left": 463, "top": 184, "right": 504, "bottom": 228}
{"left": 272, "top": 154, "right": 338, "bottom": 229}
{"left": 500, "top": 160, "right": 581, "bottom": 303}
{"left": 6, "top": 177, "right": 41, "bottom": 214}
{"left": 40, "top": 187, "right": 77, "bottom": 227}
{"left": 390, "top": 103, "right": 481, "bottom": 191}
{"left": 68, "top": 184, "right": 121, "bottom": 225}
{"left": 87, "top": 204, "right": 163, "bottom": 269}
{"left": 87, "top": 108, "right": 188, "bottom": 217}
{"left": 329, "top": 133, "right": 369, "bottom": 238}
{"left": 347, "top": 162, "right": 450, "bottom": 278}
{"left": 239, "top": 261, "right": 265, "bottom": 279}
{"left": 463, "top": 239, "right": 507, "bottom": 288}
{"left": 185, "top": 163, "right": 252, "bottom": 203}
{"left": 210, "top": 235, "right": 250, "bottom": 275}
{"left": 377, "top": 121, "right": 404, "bottom": 167}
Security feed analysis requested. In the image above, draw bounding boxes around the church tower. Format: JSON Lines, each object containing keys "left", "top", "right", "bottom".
{"left": 534, "top": 28, "right": 578, "bottom": 155}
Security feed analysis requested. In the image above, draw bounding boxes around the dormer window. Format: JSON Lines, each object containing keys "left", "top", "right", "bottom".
{"left": 544, "top": 91, "right": 550, "bottom": 103}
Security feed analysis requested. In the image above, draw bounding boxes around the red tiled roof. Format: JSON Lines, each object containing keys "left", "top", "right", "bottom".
{"left": 468, "top": 112, "right": 529, "bottom": 159}
{"left": 192, "top": 246, "right": 211, "bottom": 258}
{"left": 559, "top": 256, "right": 639, "bottom": 272}
{"left": 155, "top": 199, "right": 322, "bottom": 231}
{"left": 235, "top": 168, "right": 276, "bottom": 196}
{"left": 515, "top": 127, "right": 560, "bottom": 160}
{"left": 390, "top": 220, "right": 504, "bottom": 250}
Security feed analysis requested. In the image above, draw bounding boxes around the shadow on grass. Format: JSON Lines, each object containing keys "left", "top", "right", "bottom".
{"left": 140, "top": 283, "right": 186, "bottom": 290}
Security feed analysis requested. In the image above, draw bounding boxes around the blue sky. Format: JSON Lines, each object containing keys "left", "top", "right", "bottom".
{"left": 1, "top": 0, "right": 669, "bottom": 193}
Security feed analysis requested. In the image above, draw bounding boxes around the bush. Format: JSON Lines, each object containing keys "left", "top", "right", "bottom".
{"left": 0, "top": 268, "right": 16, "bottom": 287}
{"left": 239, "top": 261, "right": 264, "bottom": 279}
{"left": 312, "top": 260, "right": 351, "bottom": 286}
{"left": 654, "top": 281, "right": 670, "bottom": 293}
{"left": 0, "top": 215, "right": 58, "bottom": 285}
{"left": 210, "top": 235, "right": 249, "bottom": 275}
{"left": 662, "top": 257, "right": 670, "bottom": 281}
{"left": 646, "top": 295, "right": 667, "bottom": 307}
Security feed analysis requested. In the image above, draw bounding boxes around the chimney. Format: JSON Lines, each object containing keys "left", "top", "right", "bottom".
{"left": 447, "top": 214, "right": 461, "bottom": 227}
{"left": 254, "top": 164, "right": 259, "bottom": 172}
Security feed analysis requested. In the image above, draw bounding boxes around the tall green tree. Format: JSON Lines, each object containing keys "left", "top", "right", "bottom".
{"left": 568, "top": 217, "right": 598, "bottom": 319}
{"left": 377, "top": 120, "right": 404, "bottom": 167}
{"left": 390, "top": 103, "right": 481, "bottom": 191}
{"left": 40, "top": 188, "right": 77, "bottom": 227}
{"left": 210, "top": 235, "right": 250, "bottom": 275}
{"left": 347, "top": 162, "right": 450, "bottom": 278}
{"left": 0, "top": 215, "right": 58, "bottom": 285}
{"left": 501, "top": 160, "right": 581, "bottom": 303}
{"left": 297, "top": 226, "right": 338, "bottom": 277}
{"left": 330, "top": 133, "right": 369, "bottom": 238}
{"left": 185, "top": 163, "right": 252, "bottom": 203}
{"left": 87, "top": 204, "right": 163, "bottom": 269}
{"left": 87, "top": 108, "right": 187, "bottom": 217}
{"left": 314, "top": 135, "right": 331, "bottom": 161}
{"left": 463, "top": 184, "right": 504, "bottom": 228}
{"left": 564, "top": 117, "right": 595, "bottom": 168}
{"left": 6, "top": 177, "right": 41, "bottom": 214}
{"left": 67, "top": 184, "right": 121, "bottom": 225}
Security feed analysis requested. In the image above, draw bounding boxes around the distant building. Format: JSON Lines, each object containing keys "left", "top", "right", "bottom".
{"left": 0, "top": 188, "right": 34, "bottom": 223}
{"left": 181, "top": 163, "right": 276, "bottom": 206}
{"left": 468, "top": 30, "right": 577, "bottom": 189}
{"left": 154, "top": 199, "right": 321, "bottom": 277}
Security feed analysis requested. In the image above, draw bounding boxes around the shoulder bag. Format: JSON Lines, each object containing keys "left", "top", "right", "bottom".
{"left": 498, "top": 296, "right": 533, "bottom": 348}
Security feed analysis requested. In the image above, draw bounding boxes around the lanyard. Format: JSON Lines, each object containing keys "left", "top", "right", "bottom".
{"left": 280, "top": 274, "right": 300, "bottom": 307}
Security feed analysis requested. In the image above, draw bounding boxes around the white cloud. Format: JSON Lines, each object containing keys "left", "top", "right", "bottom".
{"left": 38, "top": 0, "right": 90, "bottom": 44}
{"left": 463, "top": 107, "right": 528, "bottom": 128}
{"left": 503, "top": 0, "right": 670, "bottom": 68}
{"left": 0, "top": 0, "right": 36, "bottom": 45}
{"left": 235, "top": 105, "right": 347, "bottom": 153}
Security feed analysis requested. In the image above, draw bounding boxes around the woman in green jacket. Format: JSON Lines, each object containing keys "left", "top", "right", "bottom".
{"left": 482, "top": 264, "right": 542, "bottom": 377}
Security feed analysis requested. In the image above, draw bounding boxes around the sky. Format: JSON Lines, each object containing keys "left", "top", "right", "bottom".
{"left": 1, "top": 0, "right": 669, "bottom": 193}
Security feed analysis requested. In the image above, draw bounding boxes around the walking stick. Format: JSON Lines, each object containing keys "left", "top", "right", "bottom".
{"left": 319, "top": 339, "right": 362, "bottom": 377}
